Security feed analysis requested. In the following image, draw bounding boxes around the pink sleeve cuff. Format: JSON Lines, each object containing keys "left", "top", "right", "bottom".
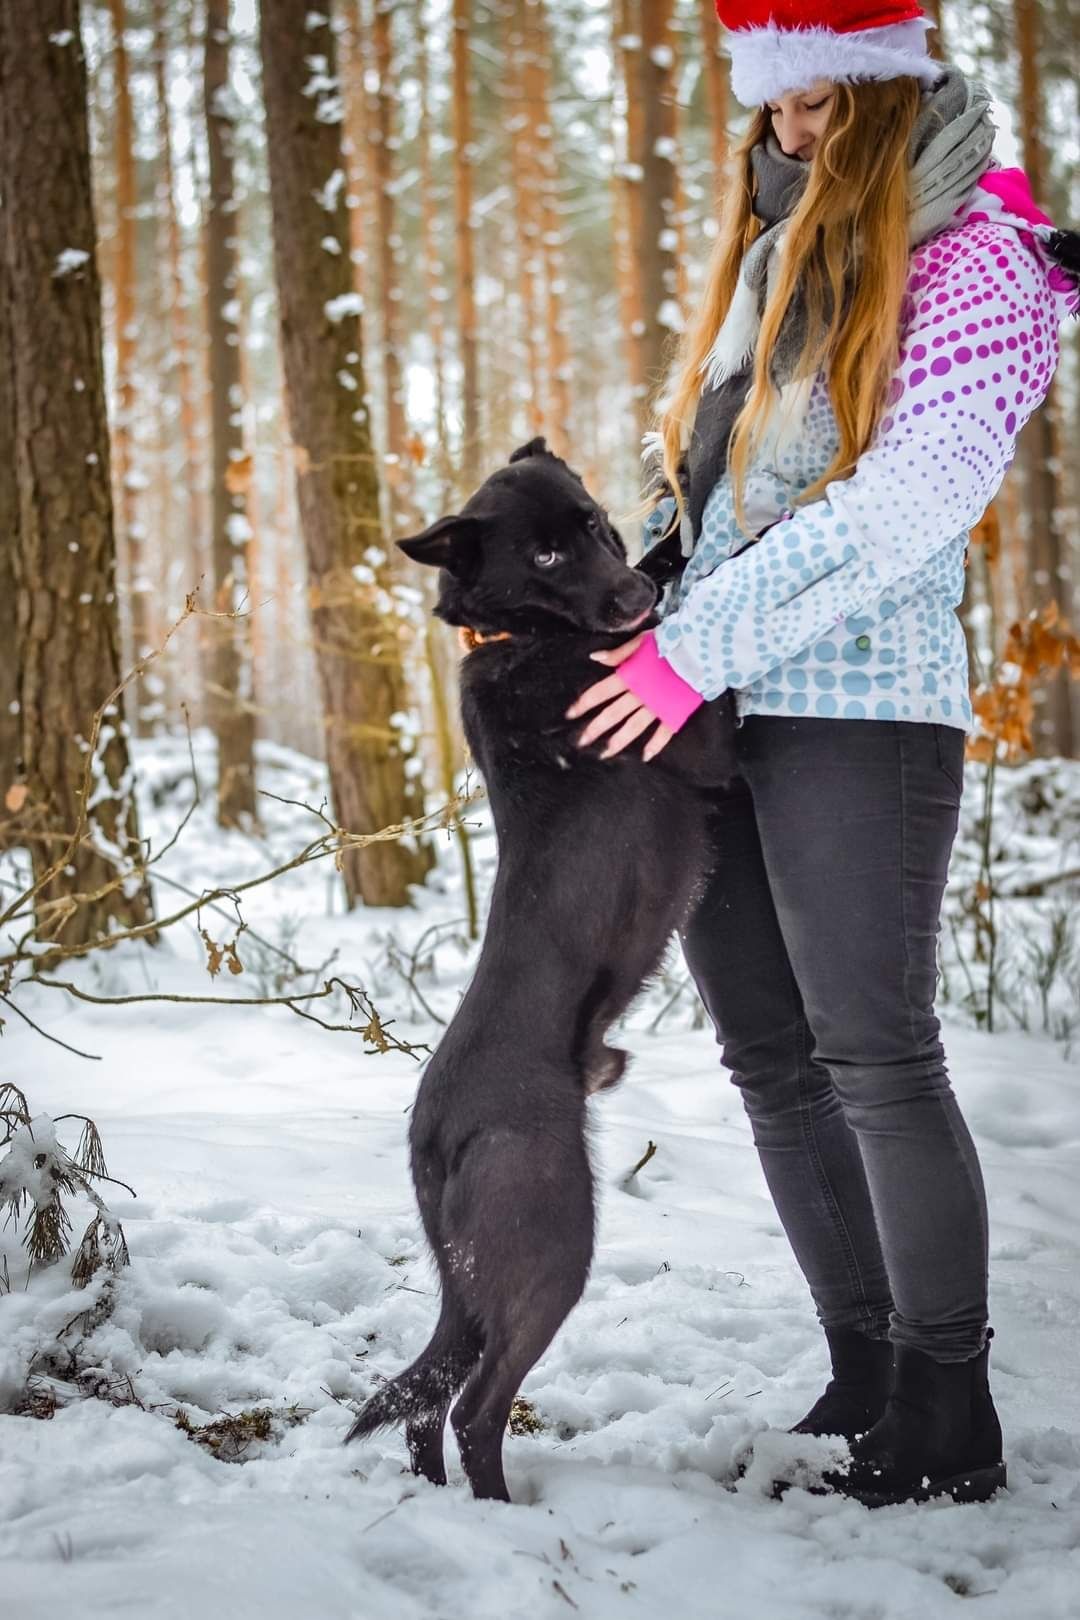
{"left": 616, "top": 631, "right": 705, "bottom": 732}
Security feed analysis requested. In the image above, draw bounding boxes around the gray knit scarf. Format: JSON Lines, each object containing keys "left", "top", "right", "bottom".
{"left": 678, "top": 67, "right": 997, "bottom": 548}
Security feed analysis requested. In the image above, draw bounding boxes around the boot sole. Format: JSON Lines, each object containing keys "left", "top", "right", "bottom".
{"left": 842, "top": 1460, "right": 1008, "bottom": 1509}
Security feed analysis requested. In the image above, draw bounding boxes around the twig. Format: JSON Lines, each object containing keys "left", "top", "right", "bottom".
{"left": 32, "top": 972, "right": 429, "bottom": 1059}
{"left": 0, "top": 994, "right": 102, "bottom": 1062}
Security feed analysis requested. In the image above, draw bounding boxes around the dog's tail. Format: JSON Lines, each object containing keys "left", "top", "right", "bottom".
{"left": 345, "top": 1325, "right": 480, "bottom": 1444}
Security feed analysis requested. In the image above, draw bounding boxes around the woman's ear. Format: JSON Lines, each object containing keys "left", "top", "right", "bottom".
{"left": 396, "top": 514, "right": 482, "bottom": 576}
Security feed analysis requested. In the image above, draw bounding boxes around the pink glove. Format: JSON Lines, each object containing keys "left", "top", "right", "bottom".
{"left": 615, "top": 632, "right": 704, "bottom": 732}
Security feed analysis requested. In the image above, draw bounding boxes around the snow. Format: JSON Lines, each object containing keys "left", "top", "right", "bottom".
{"left": 1, "top": 735, "right": 1078, "bottom": 1618}
{"left": 324, "top": 292, "right": 364, "bottom": 323}
{"left": 52, "top": 249, "right": 90, "bottom": 278}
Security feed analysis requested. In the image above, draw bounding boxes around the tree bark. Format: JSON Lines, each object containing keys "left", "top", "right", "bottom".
{"left": 697, "top": 0, "right": 730, "bottom": 208}
{"left": 0, "top": 0, "right": 153, "bottom": 946}
{"left": 371, "top": 1, "right": 418, "bottom": 534}
{"left": 451, "top": 0, "right": 481, "bottom": 492}
{"left": 152, "top": 0, "right": 205, "bottom": 602}
{"left": 205, "top": 0, "right": 259, "bottom": 824}
{"left": 639, "top": 0, "right": 681, "bottom": 417}
{"left": 923, "top": 0, "right": 948, "bottom": 61}
{"left": 0, "top": 208, "right": 18, "bottom": 821}
{"left": 1013, "top": 0, "right": 1073, "bottom": 755}
{"left": 505, "top": 0, "right": 545, "bottom": 440}
{"left": 614, "top": 0, "right": 648, "bottom": 421}
{"left": 517, "top": 0, "right": 571, "bottom": 458}
{"left": 413, "top": 0, "right": 453, "bottom": 505}
{"left": 259, "top": 0, "right": 431, "bottom": 907}
{"left": 106, "top": 0, "right": 152, "bottom": 731}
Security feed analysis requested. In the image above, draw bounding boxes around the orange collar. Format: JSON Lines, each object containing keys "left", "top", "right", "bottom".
{"left": 458, "top": 626, "right": 512, "bottom": 655}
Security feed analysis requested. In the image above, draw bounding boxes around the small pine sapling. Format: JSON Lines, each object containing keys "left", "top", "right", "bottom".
{"left": 0, "top": 1083, "right": 132, "bottom": 1287}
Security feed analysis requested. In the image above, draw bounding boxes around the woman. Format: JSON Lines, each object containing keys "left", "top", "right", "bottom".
{"left": 566, "top": 1, "right": 1078, "bottom": 1507}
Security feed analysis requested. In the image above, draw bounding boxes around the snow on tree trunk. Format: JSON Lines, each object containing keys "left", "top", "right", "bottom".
{"left": 0, "top": 0, "right": 154, "bottom": 947}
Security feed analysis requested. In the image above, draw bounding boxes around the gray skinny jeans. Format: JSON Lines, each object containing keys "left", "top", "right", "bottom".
{"left": 680, "top": 716, "right": 989, "bottom": 1363}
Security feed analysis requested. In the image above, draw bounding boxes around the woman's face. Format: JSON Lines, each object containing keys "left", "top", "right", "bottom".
{"left": 765, "top": 80, "right": 838, "bottom": 162}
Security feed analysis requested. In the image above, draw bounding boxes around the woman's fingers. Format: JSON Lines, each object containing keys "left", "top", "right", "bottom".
{"left": 565, "top": 672, "right": 626, "bottom": 721}
{"left": 642, "top": 723, "right": 675, "bottom": 762}
{"left": 575, "top": 691, "right": 641, "bottom": 748}
{"left": 599, "top": 707, "right": 657, "bottom": 759}
{"left": 589, "top": 631, "right": 648, "bottom": 668}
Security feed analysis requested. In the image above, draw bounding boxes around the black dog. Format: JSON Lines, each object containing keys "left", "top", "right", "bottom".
{"left": 346, "top": 438, "right": 735, "bottom": 1500}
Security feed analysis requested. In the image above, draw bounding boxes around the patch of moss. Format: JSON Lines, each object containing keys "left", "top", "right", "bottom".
{"left": 507, "top": 1397, "right": 545, "bottom": 1437}
{"left": 174, "top": 1403, "right": 309, "bottom": 1463}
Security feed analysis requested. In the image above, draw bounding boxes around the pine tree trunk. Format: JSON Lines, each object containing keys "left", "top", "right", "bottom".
{"left": 413, "top": 0, "right": 453, "bottom": 505}
{"left": 151, "top": 0, "right": 205, "bottom": 604}
{"left": 371, "top": 2, "right": 418, "bottom": 535}
{"left": 0, "top": 0, "right": 153, "bottom": 947}
{"left": 0, "top": 222, "right": 18, "bottom": 820}
{"left": 614, "top": 0, "right": 648, "bottom": 424}
{"left": 518, "top": 0, "right": 571, "bottom": 458}
{"left": 107, "top": 0, "right": 152, "bottom": 731}
{"left": 1013, "top": 0, "right": 1073, "bottom": 756}
{"left": 697, "top": 0, "right": 730, "bottom": 207}
{"left": 205, "top": 0, "right": 259, "bottom": 824}
{"left": 639, "top": 0, "right": 680, "bottom": 415}
{"left": 259, "top": 0, "right": 430, "bottom": 908}
{"left": 452, "top": 0, "right": 481, "bottom": 492}
{"left": 923, "top": 0, "right": 947, "bottom": 61}
{"left": 505, "top": 0, "right": 545, "bottom": 439}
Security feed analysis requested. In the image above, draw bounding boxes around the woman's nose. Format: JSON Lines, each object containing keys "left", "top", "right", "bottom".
{"left": 776, "top": 117, "right": 810, "bottom": 157}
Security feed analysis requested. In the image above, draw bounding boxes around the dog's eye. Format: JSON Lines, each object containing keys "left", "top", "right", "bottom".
{"left": 533, "top": 550, "right": 561, "bottom": 569}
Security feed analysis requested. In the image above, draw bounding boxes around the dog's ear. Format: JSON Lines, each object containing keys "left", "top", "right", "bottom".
{"left": 397, "top": 515, "right": 481, "bottom": 576}
{"left": 508, "top": 436, "right": 551, "bottom": 464}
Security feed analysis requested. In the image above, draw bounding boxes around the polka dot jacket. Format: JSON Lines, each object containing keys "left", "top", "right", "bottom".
{"left": 640, "top": 170, "right": 1077, "bottom": 733}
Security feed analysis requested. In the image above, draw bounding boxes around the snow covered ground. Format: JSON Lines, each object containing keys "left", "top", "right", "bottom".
{"left": 1, "top": 736, "right": 1079, "bottom": 1619}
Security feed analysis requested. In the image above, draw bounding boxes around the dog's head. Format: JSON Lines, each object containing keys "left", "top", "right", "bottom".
{"left": 396, "top": 438, "right": 658, "bottom": 638}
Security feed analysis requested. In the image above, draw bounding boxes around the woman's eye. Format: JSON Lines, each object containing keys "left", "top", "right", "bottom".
{"left": 806, "top": 97, "right": 831, "bottom": 111}
{"left": 534, "top": 550, "right": 561, "bottom": 568}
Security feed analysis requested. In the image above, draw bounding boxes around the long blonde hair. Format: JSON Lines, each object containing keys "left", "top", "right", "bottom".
{"left": 653, "top": 78, "right": 923, "bottom": 537}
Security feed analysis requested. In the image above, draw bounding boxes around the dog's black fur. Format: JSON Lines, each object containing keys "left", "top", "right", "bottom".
{"left": 345, "top": 438, "right": 735, "bottom": 1500}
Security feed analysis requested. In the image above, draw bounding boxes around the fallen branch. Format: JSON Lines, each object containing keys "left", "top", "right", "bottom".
{"left": 35, "top": 975, "right": 430, "bottom": 1060}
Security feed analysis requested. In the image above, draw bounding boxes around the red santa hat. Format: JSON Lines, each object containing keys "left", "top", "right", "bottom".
{"left": 715, "top": 2, "right": 940, "bottom": 108}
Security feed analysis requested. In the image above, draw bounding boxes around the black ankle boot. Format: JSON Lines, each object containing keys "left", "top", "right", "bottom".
{"left": 822, "top": 1330, "right": 1006, "bottom": 1507}
{"left": 790, "top": 1327, "right": 894, "bottom": 1441}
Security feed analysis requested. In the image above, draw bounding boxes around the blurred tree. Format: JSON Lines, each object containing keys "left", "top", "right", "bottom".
{"left": 639, "top": 0, "right": 680, "bottom": 417}
{"left": 259, "top": 0, "right": 431, "bottom": 906}
{"left": 205, "top": 0, "right": 259, "bottom": 824}
{"left": 1013, "top": 0, "right": 1074, "bottom": 756}
{"left": 452, "top": 0, "right": 481, "bottom": 491}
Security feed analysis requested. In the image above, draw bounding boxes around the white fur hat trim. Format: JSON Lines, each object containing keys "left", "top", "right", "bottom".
{"left": 728, "top": 18, "right": 939, "bottom": 107}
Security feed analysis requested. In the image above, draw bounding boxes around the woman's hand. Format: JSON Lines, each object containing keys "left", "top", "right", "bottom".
{"left": 565, "top": 632, "right": 676, "bottom": 763}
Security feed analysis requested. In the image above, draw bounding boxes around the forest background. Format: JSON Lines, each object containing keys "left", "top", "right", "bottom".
{"left": 1, "top": 0, "right": 1078, "bottom": 955}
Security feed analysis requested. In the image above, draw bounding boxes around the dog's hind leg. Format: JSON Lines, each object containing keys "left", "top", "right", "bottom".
{"left": 443, "top": 1133, "right": 593, "bottom": 1501}
{"left": 450, "top": 1267, "right": 586, "bottom": 1501}
{"left": 403, "top": 1292, "right": 482, "bottom": 1486}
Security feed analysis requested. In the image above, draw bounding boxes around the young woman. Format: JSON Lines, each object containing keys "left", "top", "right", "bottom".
{"left": 566, "top": 1, "right": 1078, "bottom": 1506}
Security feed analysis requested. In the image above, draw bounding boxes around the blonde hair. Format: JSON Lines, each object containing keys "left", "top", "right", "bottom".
{"left": 650, "top": 78, "right": 923, "bottom": 538}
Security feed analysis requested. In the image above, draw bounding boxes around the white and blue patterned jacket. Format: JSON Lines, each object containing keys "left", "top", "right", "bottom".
{"left": 643, "top": 171, "right": 1076, "bottom": 733}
